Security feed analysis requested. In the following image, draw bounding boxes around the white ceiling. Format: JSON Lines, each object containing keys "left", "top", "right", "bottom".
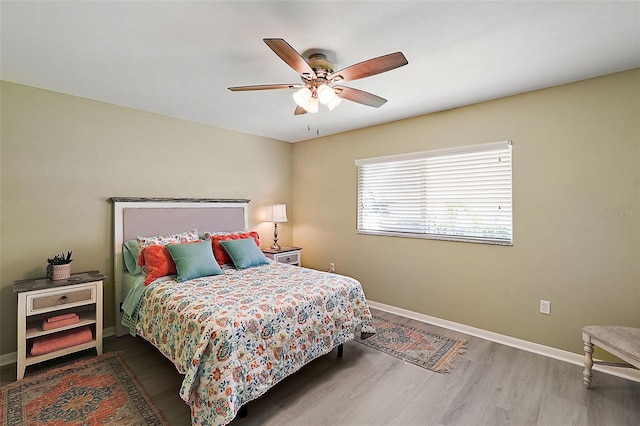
{"left": 2, "top": 1, "right": 639, "bottom": 143}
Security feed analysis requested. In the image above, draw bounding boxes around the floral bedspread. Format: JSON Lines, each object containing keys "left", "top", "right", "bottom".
{"left": 129, "top": 262, "right": 373, "bottom": 425}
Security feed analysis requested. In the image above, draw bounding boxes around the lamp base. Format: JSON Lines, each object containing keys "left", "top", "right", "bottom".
{"left": 271, "top": 222, "right": 281, "bottom": 251}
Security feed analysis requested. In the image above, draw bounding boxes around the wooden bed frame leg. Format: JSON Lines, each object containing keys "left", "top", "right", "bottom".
{"left": 337, "top": 343, "right": 344, "bottom": 358}
{"left": 238, "top": 405, "right": 248, "bottom": 418}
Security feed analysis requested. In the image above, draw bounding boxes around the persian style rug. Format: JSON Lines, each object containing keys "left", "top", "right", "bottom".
{"left": 356, "top": 315, "right": 467, "bottom": 373}
{"left": 1, "top": 352, "right": 169, "bottom": 426}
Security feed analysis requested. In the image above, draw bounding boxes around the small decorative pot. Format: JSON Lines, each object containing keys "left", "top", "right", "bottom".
{"left": 51, "top": 264, "right": 71, "bottom": 280}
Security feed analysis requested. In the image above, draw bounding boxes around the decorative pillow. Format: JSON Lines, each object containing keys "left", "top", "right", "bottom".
{"left": 220, "top": 237, "right": 269, "bottom": 270}
{"left": 141, "top": 245, "right": 177, "bottom": 285}
{"left": 203, "top": 230, "right": 246, "bottom": 240}
{"left": 166, "top": 240, "right": 224, "bottom": 282}
{"left": 137, "top": 229, "right": 199, "bottom": 266}
{"left": 123, "top": 239, "right": 141, "bottom": 275}
{"left": 202, "top": 230, "right": 244, "bottom": 261}
{"left": 209, "top": 231, "right": 260, "bottom": 265}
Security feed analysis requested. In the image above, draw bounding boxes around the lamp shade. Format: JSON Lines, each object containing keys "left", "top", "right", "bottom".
{"left": 306, "top": 97, "right": 319, "bottom": 113}
{"left": 292, "top": 88, "right": 312, "bottom": 108}
{"left": 317, "top": 84, "right": 335, "bottom": 105}
{"left": 265, "top": 204, "right": 287, "bottom": 223}
{"left": 327, "top": 94, "right": 342, "bottom": 111}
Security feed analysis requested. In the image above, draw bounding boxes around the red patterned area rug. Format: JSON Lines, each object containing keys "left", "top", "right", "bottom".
{"left": 356, "top": 315, "right": 467, "bottom": 373}
{"left": 1, "top": 352, "right": 168, "bottom": 426}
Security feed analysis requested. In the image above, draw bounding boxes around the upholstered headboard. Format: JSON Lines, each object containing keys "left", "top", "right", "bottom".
{"left": 110, "top": 197, "right": 249, "bottom": 336}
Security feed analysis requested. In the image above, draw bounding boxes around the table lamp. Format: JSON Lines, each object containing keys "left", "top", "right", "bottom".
{"left": 264, "top": 204, "right": 287, "bottom": 251}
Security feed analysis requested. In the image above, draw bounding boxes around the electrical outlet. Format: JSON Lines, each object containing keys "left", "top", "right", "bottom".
{"left": 329, "top": 263, "right": 335, "bottom": 273}
{"left": 540, "top": 300, "right": 551, "bottom": 315}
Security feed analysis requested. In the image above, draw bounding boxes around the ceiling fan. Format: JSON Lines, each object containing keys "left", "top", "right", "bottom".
{"left": 228, "top": 38, "right": 408, "bottom": 115}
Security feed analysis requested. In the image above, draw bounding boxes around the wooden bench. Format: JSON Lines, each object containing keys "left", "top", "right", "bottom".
{"left": 582, "top": 325, "right": 640, "bottom": 388}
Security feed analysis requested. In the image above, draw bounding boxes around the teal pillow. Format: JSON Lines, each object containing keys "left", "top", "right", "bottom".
{"left": 166, "top": 240, "right": 224, "bottom": 282}
{"left": 220, "top": 238, "right": 269, "bottom": 269}
{"left": 123, "top": 240, "right": 141, "bottom": 275}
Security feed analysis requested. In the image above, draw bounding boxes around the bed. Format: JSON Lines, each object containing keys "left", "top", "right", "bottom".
{"left": 110, "top": 198, "right": 374, "bottom": 425}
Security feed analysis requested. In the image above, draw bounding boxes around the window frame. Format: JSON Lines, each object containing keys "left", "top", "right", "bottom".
{"left": 355, "top": 141, "right": 513, "bottom": 246}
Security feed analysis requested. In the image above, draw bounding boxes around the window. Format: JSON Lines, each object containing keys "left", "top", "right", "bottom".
{"left": 355, "top": 141, "right": 512, "bottom": 245}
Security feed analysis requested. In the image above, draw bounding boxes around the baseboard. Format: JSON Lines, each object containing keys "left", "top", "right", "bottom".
{"left": 1, "top": 326, "right": 117, "bottom": 367}
{"left": 4, "top": 310, "right": 638, "bottom": 384}
{"left": 1, "top": 352, "right": 17, "bottom": 367}
{"left": 368, "top": 300, "right": 640, "bottom": 384}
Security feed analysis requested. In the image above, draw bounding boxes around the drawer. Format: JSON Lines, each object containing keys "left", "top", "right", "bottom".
{"left": 26, "top": 283, "right": 96, "bottom": 315}
{"left": 276, "top": 252, "right": 300, "bottom": 265}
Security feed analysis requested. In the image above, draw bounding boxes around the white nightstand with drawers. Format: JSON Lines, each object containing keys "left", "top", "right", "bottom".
{"left": 13, "top": 270, "right": 105, "bottom": 380}
{"left": 262, "top": 247, "right": 302, "bottom": 266}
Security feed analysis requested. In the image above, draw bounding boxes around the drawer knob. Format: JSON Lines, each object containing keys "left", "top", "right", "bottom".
{"left": 59, "top": 295, "right": 68, "bottom": 304}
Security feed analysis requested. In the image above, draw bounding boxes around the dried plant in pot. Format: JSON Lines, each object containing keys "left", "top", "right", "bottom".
{"left": 47, "top": 251, "right": 73, "bottom": 280}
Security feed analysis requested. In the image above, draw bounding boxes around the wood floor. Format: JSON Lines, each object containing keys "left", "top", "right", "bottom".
{"left": 3, "top": 309, "right": 640, "bottom": 425}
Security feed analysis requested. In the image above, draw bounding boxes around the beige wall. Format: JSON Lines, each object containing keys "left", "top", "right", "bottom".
{"left": 2, "top": 70, "right": 638, "bottom": 359}
{"left": 292, "top": 69, "right": 640, "bottom": 355}
{"left": 0, "top": 81, "right": 293, "bottom": 356}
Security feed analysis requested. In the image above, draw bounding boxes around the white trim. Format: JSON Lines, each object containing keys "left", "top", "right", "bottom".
{"left": 356, "top": 229, "right": 513, "bottom": 246}
{"left": 368, "top": 300, "right": 640, "bottom": 384}
{"left": 1, "top": 351, "right": 17, "bottom": 367}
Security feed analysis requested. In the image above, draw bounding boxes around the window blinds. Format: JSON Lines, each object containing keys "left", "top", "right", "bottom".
{"left": 355, "top": 141, "right": 512, "bottom": 245}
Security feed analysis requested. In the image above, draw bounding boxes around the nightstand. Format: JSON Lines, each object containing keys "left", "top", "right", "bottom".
{"left": 13, "top": 270, "right": 105, "bottom": 380}
{"left": 262, "top": 247, "right": 302, "bottom": 266}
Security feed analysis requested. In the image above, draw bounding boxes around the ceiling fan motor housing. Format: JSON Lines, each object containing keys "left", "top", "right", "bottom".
{"left": 306, "top": 53, "right": 334, "bottom": 79}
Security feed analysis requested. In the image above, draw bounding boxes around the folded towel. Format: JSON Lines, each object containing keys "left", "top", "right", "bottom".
{"left": 42, "top": 315, "right": 79, "bottom": 331}
{"left": 46, "top": 313, "right": 78, "bottom": 323}
{"left": 30, "top": 326, "right": 93, "bottom": 356}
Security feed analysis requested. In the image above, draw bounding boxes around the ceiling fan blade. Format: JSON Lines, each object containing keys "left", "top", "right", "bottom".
{"left": 264, "top": 38, "right": 317, "bottom": 80}
{"left": 294, "top": 105, "right": 308, "bottom": 115}
{"left": 328, "top": 52, "right": 408, "bottom": 82}
{"left": 334, "top": 86, "right": 387, "bottom": 108}
{"left": 228, "top": 84, "right": 301, "bottom": 92}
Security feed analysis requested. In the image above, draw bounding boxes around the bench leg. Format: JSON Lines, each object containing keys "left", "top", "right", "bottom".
{"left": 583, "top": 337, "right": 594, "bottom": 388}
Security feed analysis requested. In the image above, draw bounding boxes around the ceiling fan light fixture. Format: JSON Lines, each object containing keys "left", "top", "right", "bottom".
{"left": 293, "top": 87, "right": 312, "bottom": 108}
{"left": 327, "top": 95, "right": 342, "bottom": 111}
{"left": 306, "top": 97, "right": 319, "bottom": 113}
{"left": 317, "top": 84, "right": 335, "bottom": 105}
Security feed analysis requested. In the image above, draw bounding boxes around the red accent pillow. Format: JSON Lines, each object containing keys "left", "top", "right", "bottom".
{"left": 211, "top": 232, "right": 260, "bottom": 265}
{"left": 142, "top": 245, "right": 177, "bottom": 285}
{"left": 136, "top": 229, "right": 200, "bottom": 266}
